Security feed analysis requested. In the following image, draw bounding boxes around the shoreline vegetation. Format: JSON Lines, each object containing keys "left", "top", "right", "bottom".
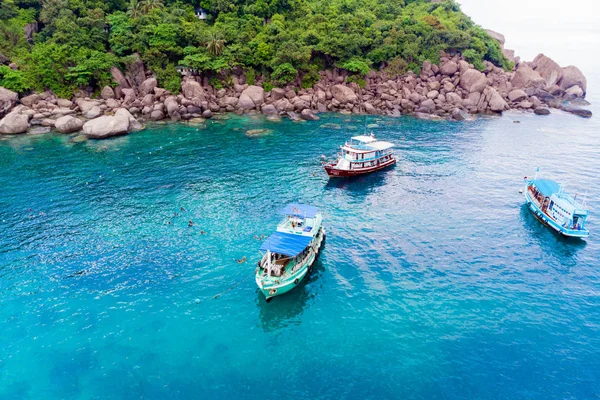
{"left": 0, "top": 0, "right": 592, "bottom": 138}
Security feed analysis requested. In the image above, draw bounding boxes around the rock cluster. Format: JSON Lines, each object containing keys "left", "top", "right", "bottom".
{"left": 0, "top": 48, "right": 592, "bottom": 139}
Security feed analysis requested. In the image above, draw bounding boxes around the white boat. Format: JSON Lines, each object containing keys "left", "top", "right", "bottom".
{"left": 255, "top": 204, "right": 325, "bottom": 301}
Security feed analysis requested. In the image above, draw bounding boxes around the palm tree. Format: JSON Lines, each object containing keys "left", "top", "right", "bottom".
{"left": 206, "top": 33, "right": 225, "bottom": 57}
{"left": 140, "top": 0, "right": 164, "bottom": 14}
{"left": 127, "top": 0, "right": 142, "bottom": 19}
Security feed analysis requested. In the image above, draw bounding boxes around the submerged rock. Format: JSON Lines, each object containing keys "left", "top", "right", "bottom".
{"left": 563, "top": 107, "right": 592, "bottom": 118}
{"left": 245, "top": 128, "right": 272, "bottom": 137}
{"left": 534, "top": 107, "right": 551, "bottom": 115}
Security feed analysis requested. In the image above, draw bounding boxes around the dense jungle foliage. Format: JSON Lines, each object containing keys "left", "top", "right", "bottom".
{"left": 0, "top": 0, "right": 512, "bottom": 96}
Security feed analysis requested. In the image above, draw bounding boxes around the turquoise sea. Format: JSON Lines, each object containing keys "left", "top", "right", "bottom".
{"left": 1, "top": 79, "right": 599, "bottom": 399}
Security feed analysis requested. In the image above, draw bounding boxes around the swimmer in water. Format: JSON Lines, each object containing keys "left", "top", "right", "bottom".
{"left": 180, "top": 207, "right": 185, "bottom": 212}
{"left": 237, "top": 256, "right": 247, "bottom": 264}
{"left": 200, "top": 230, "right": 205, "bottom": 235}
{"left": 188, "top": 220, "right": 193, "bottom": 227}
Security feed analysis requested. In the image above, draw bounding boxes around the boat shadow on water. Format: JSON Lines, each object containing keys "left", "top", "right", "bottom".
{"left": 520, "top": 204, "right": 587, "bottom": 259}
{"left": 255, "top": 259, "right": 326, "bottom": 332}
{"left": 324, "top": 168, "right": 393, "bottom": 194}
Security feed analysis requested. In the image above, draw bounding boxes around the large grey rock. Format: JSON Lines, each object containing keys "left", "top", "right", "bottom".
{"left": 330, "top": 85, "right": 358, "bottom": 104}
{"left": 85, "top": 106, "right": 102, "bottom": 119}
{"left": 55, "top": 115, "right": 83, "bottom": 133}
{"left": 261, "top": 104, "right": 278, "bottom": 115}
{"left": 451, "top": 108, "right": 468, "bottom": 121}
{"left": 420, "top": 99, "right": 435, "bottom": 112}
{"left": 271, "top": 88, "right": 286, "bottom": 101}
{"left": 150, "top": 110, "right": 165, "bottom": 121}
{"left": 110, "top": 66, "right": 130, "bottom": 88}
{"left": 225, "top": 97, "right": 238, "bottom": 107}
{"left": 122, "top": 88, "right": 136, "bottom": 105}
{"left": 532, "top": 54, "right": 563, "bottom": 88}
{"left": 564, "top": 85, "right": 584, "bottom": 98}
{"left": 56, "top": 98, "right": 73, "bottom": 108}
{"left": 106, "top": 98, "right": 120, "bottom": 109}
{"left": 0, "top": 87, "right": 19, "bottom": 118}
{"left": 115, "top": 108, "right": 143, "bottom": 131}
{"left": 485, "top": 87, "right": 509, "bottom": 112}
{"left": 139, "top": 78, "right": 157, "bottom": 96}
{"left": 300, "top": 109, "right": 319, "bottom": 121}
{"left": 274, "top": 98, "right": 294, "bottom": 112}
{"left": 446, "top": 92, "right": 462, "bottom": 106}
{"left": 164, "top": 96, "right": 179, "bottom": 117}
{"left": 508, "top": 89, "right": 527, "bottom": 103}
{"left": 440, "top": 61, "right": 459, "bottom": 76}
{"left": 0, "top": 112, "right": 29, "bottom": 134}
{"left": 182, "top": 80, "right": 205, "bottom": 101}
{"left": 237, "top": 93, "right": 255, "bottom": 110}
{"left": 240, "top": 85, "right": 265, "bottom": 106}
{"left": 559, "top": 66, "right": 587, "bottom": 93}
{"left": 101, "top": 86, "right": 115, "bottom": 100}
{"left": 511, "top": 64, "right": 545, "bottom": 90}
{"left": 20, "top": 94, "right": 40, "bottom": 107}
{"left": 363, "top": 102, "right": 376, "bottom": 114}
{"left": 459, "top": 69, "right": 488, "bottom": 93}
{"left": 76, "top": 98, "right": 101, "bottom": 114}
{"left": 82, "top": 114, "right": 130, "bottom": 139}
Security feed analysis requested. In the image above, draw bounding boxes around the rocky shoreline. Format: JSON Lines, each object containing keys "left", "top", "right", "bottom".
{"left": 0, "top": 49, "right": 592, "bottom": 139}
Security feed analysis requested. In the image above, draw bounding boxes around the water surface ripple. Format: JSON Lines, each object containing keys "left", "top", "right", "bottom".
{"left": 1, "top": 93, "right": 599, "bottom": 399}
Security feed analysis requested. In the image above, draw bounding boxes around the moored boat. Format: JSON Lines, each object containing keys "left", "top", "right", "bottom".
{"left": 324, "top": 135, "right": 396, "bottom": 177}
{"left": 255, "top": 204, "right": 326, "bottom": 301}
{"left": 524, "top": 177, "right": 589, "bottom": 238}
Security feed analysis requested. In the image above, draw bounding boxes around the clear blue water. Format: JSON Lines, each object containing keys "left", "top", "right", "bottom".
{"left": 1, "top": 84, "right": 599, "bottom": 399}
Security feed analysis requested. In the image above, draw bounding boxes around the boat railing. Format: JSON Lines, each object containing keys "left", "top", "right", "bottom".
{"left": 344, "top": 151, "right": 393, "bottom": 163}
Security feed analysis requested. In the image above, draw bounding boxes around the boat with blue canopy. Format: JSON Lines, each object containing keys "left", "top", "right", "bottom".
{"left": 255, "top": 203, "right": 325, "bottom": 301}
{"left": 524, "top": 174, "right": 590, "bottom": 238}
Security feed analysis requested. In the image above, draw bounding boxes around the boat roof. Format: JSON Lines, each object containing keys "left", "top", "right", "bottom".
{"left": 259, "top": 231, "right": 312, "bottom": 257}
{"left": 531, "top": 179, "right": 560, "bottom": 197}
{"left": 367, "top": 141, "right": 394, "bottom": 151}
{"left": 342, "top": 141, "right": 395, "bottom": 153}
{"left": 351, "top": 135, "right": 377, "bottom": 144}
{"left": 279, "top": 203, "right": 319, "bottom": 218}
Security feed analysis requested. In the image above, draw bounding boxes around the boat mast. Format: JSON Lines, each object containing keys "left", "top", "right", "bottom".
{"left": 266, "top": 250, "right": 272, "bottom": 277}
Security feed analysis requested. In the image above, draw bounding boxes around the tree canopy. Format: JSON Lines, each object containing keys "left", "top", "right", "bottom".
{"left": 0, "top": 0, "right": 513, "bottom": 95}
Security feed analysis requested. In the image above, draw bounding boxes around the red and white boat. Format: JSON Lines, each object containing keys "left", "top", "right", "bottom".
{"left": 324, "top": 135, "right": 397, "bottom": 178}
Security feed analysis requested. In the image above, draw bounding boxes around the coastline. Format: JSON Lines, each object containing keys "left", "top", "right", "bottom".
{"left": 0, "top": 52, "right": 593, "bottom": 139}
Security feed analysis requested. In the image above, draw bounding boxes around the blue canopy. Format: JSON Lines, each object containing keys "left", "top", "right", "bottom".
{"left": 532, "top": 179, "right": 560, "bottom": 197}
{"left": 259, "top": 232, "right": 312, "bottom": 257}
{"left": 279, "top": 203, "right": 319, "bottom": 219}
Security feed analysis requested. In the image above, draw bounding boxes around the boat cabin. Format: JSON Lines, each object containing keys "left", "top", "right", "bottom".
{"left": 336, "top": 135, "right": 395, "bottom": 171}
{"left": 528, "top": 179, "right": 588, "bottom": 231}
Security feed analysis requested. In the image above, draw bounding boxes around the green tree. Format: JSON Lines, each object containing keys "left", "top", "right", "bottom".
{"left": 206, "top": 33, "right": 225, "bottom": 56}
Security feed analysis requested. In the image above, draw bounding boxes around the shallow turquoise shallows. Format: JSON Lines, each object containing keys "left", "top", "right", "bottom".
{"left": 1, "top": 85, "right": 600, "bottom": 399}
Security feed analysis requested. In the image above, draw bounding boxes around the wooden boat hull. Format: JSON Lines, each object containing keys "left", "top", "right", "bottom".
{"left": 324, "top": 157, "right": 397, "bottom": 178}
{"left": 257, "top": 228, "right": 326, "bottom": 301}
{"left": 525, "top": 191, "right": 589, "bottom": 238}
